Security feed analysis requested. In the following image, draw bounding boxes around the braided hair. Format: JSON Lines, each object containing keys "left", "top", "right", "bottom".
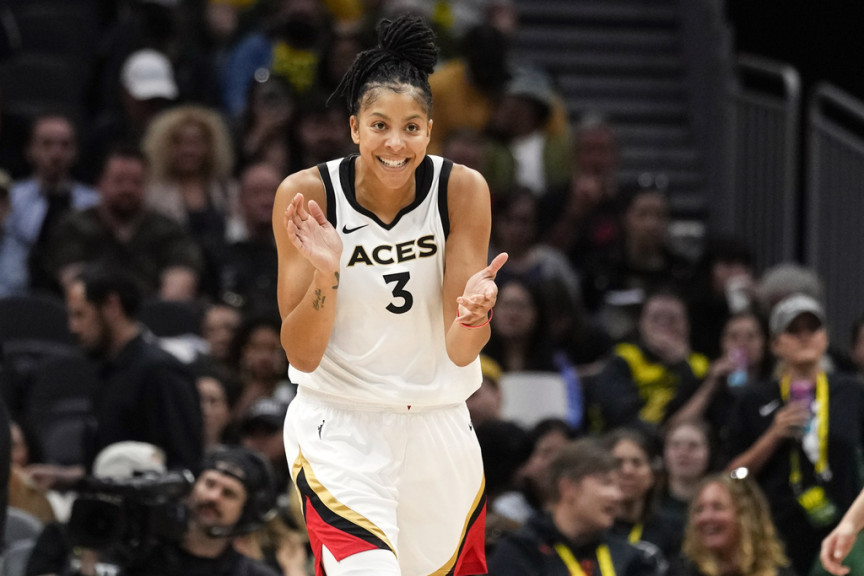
{"left": 330, "top": 15, "right": 438, "bottom": 117}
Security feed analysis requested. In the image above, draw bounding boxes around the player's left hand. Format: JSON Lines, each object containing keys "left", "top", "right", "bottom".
{"left": 457, "top": 252, "right": 508, "bottom": 326}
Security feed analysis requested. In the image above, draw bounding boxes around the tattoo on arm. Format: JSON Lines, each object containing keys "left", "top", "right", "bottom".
{"left": 312, "top": 289, "right": 326, "bottom": 310}
{"left": 332, "top": 272, "right": 340, "bottom": 290}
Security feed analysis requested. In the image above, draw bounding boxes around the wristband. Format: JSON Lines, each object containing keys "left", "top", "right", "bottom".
{"left": 459, "top": 309, "right": 492, "bottom": 328}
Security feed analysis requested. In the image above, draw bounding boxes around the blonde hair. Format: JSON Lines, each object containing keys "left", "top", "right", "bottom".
{"left": 682, "top": 473, "right": 789, "bottom": 576}
{"left": 142, "top": 104, "right": 235, "bottom": 182}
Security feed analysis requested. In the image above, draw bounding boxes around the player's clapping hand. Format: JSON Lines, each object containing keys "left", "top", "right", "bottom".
{"left": 284, "top": 193, "right": 343, "bottom": 275}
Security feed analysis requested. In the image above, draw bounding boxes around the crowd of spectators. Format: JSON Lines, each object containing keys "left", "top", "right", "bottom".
{"left": 1, "top": 0, "right": 864, "bottom": 575}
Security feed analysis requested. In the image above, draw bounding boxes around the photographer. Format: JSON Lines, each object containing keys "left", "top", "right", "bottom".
{"left": 29, "top": 445, "right": 281, "bottom": 576}
{"left": 124, "top": 445, "right": 281, "bottom": 576}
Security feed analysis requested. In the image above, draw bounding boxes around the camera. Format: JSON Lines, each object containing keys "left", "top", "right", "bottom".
{"left": 67, "top": 470, "right": 194, "bottom": 568}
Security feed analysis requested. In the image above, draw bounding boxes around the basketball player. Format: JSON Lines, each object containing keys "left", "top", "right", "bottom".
{"left": 273, "top": 15, "right": 507, "bottom": 576}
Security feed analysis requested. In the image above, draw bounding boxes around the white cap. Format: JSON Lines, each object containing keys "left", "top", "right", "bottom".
{"left": 93, "top": 441, "right": 167, "bottom": 479}
{"left": 121, "top": 49, "right": 178, "bottom": 100}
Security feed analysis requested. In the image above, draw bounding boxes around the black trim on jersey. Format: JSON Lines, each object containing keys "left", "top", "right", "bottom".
{"left": 295, "top": 467, "right": 392, "bottom": 553}
{"left": 338, "top": 154, "right": 435, "bottom": 230}
{"left": 316, "top": 162, "right": 338, "bottom": 228}
{"left": 438, "top": 159, "right": 453, "bottom": 239}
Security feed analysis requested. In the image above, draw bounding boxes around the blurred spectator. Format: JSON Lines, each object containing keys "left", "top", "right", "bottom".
{"left": 44, "top": 145, "right": 204, "bottom": 301}
{"left": 141, "top": 104, "right": 239, "bottom": 296}
{"left": 466, "top": 355, "right": 504, "bottom": 427}
{"left": 227, "top": 314, "right": 294, "bottom": 423}
{"left": 491, "top": 190, "right": 582, "bottom": 311}
{"left": 0, "top": 114, "right": 98, "bottom": 297}
{"left": 488, "top": 437, "right": 663, "bottom": 576}
{"left": 236, "top": 71, "right": 296, "bottom": 173}
{"left": 25, "top": 440, "right": 169, "bottom": 576}
{"left": 669, "top": 471, "right": 795, "bottom": 576}
{"left": 239, "top": 397, "right": 290, "bottom": 493}
{"left": 233, "top": 514, "right": 310, "bottom": 576}
{"left": 849, "top": 311, "right": 864, "bottom": 380}
{"left": 440, "top": 128, "right": 515, "bottom": 201}
{"left": 287, "top": 90, "right": 354, "bottom": 174}
{"left": 220, "top": 162, "right": 282, "bottom": 315}
{"left": 581, "top": 178, "right": 694, "bottom": 341}
{"left": 604, "top": 427, "right": 681, "bottom": 564}
{"left": 655, "top": 419, "right": 715, "bottom": 538}
{"left": 194, "top": 358, "right": 241, "bottom": 453}
{"left": 482, "top": 278, "right": 557, "bottom": 372}
{"left": 0, "top": 169, "right": 9, "bottom": 228}
{"left": 573, "top": 112, "right": 620, "bottom": 197}
{"left": 315, "top": 21, "right": 369, "bottom": 95}
{"left": 494, "top": 418, "right": 577, "bottom": 526}
{"left": 487, "top": 67, "right": 571, "bottom": 196}
{"left": 588, "top": 289, "right": 709, "bottom": 434}
{"left": 81, "top": 48, "right": 180, "bottom": 184}
{"left": 222, "top": 0, "right": 332, "bottom": 118}
{"left": 727, "top": 294, "right": 864, "bottom": 574}
{"left": 685, "top": 235, "right": 756, "bottom": 359}
{"left": 202, "top": 302, "right": 243, "bottom": 364}
{"left": 68, "top": 266, "right": 203, "bottom": 471}
{"left": 667, "top": 310, "right": 771, "bottom": 464}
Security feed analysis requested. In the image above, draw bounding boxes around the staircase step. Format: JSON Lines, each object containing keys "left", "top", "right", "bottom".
{"left": 558, "top": 75, "right": 686, "bottom": 99}
{"left": 517, "top": 1, "right": 678, "bottom": 26}
{"left": 516, "top": 26, "right": 679, "bottom": 53}
{"left": 566, "top": 97, "right": 688, "bottom": 123}
{"left": 518, "top": 51, "right": 684, "bottom": 75}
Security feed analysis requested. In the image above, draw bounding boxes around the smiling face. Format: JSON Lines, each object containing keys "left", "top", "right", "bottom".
{"left": 692, "top": 481, "right": 740, "bottom": 558}
{"left": 562, "top": 471, "right": 622, "bottom": 533}
{"left": 611, "top": 438, "right": 654, "bottom": 503}
{"left": 350, "top": 86, "right": 431, "bottom": 192}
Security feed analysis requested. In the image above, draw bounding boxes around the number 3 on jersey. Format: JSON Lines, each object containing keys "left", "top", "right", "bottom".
{"left": 383, "top": 272, "right": 413, "bottom": 314}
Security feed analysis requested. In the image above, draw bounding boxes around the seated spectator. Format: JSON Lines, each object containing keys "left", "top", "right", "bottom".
{"left": 488, "top": 437, "right": 663, "bottom": 575}
{"left": 9, "top": 420, "right": 55, "bottom": 524}
{"left": 727, "top": 294, "right": 864, "bottom": 574}
{"left": 235, "top": 71, "right": 296, "bottom": 174}
{"left": 440, "top": 128, "right": 515, "bottom": 202}
{"left": 487, "top": 66, "right": 571, "bottom": 197}
{"left": 669, "top": 470, "right": 795, "bottom": 576}
{"left": 581, "top": 178, "right": 694, "bottom": 341}
{"left": 287, "top": 89, "right": 355, "bottom": 174}
{"left": 227, "top": 314, "right": 294, "bottom": 423}
{"left": 220, "top": 162, "right": 284, "bottom": 316}
{"left": 655, "top": 419, "right": 715, "bottom": 537}
{"left": 239, "top": 397, "right": 291, "bottom": 495}
{"left": 0, "top": 114, "right": 98, "bottom": 297}
{"left": 588, "top": 289, "right": 709, "bottom": 434}
{"left": 44, "top": 145, "right": 204, "bottom": 301}
{"left": 201, "top": 302, "right": 243, "bottom": 365}
{"left": 194, "top": 358, "right": 241, "bottom": 453}
{"left": 80, "top": 48, "right": 179, "bottom": 184}
{"left": 604, "top": 427, "right": 682, "bottom": 564}
{"left": 685, "top": 235, "right": 756, "bottom": 359}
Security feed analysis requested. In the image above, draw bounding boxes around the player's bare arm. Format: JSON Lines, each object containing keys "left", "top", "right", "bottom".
{"left": 273, "top": 167, "right": 342, "bottom": 372}
{"left": 443, "top": 163, "right": 508, "bottom": 366}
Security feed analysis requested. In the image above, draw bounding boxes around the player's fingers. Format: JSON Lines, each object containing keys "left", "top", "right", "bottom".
{"left": 486, "top": 252, "right": 509, "bottom": 277}
{"left": 308, "top": 199, "right": 328, "bottom": 225}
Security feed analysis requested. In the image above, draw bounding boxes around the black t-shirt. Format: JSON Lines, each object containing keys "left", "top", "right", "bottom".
{"left": 727, "top": 373, "right": 864, "bottom": 574}
{"left": 128, "top": 543, "right": 281, "bottom": 576}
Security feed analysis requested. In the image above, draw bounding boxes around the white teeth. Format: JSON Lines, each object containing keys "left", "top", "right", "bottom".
{"left": 379, "top": 157, "right": 407, "bottom": 168}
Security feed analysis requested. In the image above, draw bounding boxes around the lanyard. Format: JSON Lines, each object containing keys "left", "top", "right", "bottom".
{"left": 627, "top": 522, "right": 643, "bottom": 543}
{"left": 554, "top": 543, "right": 616, "bottom": 576}
{"left": 780, "top": 372, "right": 830, "bottom": 484}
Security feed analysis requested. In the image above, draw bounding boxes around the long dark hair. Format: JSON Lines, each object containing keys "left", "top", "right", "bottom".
{"left": 329, "top": 15, "right": 438, "bottom": 116}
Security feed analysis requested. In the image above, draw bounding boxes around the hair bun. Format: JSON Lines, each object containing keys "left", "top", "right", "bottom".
{"left": 378, "top": 15, "right": 438, "bottom": 76}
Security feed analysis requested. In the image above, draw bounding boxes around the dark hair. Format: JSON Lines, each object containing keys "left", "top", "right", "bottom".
{"left": 200, "top": 445, "right": 277, "bottom": 534}
{"left": 227, "top": 312, "right": 282, "bottom": 369}
{"left": 546, "top": 437, "right": 617, "bottom": 503}
{"left": 330, "top": 15, "right": 438, "bottom": 116}
{"left": 77, "top": 265, "right": 143, "bottom": 318}
{"left": 98, "top": 143, "right": 148, "bottom": 179}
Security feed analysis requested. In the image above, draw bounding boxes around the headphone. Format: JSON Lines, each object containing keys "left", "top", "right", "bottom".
{"left": 200, "top": 445, "right": 278, "bottom": 537}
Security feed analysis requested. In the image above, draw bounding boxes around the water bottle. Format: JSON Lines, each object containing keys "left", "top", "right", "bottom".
{"left": 727, "top": 348, "right": 748, "bottom": 388}
{"left": 789, "top": 379, "right": 816, "bottom": 434}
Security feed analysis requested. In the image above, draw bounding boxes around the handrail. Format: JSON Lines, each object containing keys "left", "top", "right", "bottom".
{"left": 736, "top": 53, "right": 801, "bottom": 99}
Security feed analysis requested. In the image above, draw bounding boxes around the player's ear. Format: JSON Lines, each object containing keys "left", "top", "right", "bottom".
{"left": 350, "top": 116, "right": 360, "bottom": 145}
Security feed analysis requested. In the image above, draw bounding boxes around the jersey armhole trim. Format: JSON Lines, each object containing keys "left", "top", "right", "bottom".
{"left": 317, "top": 162, "right": 337, "bottom": 228}
{"left": 439, "top": 159, "right": 453, "bottom": 238}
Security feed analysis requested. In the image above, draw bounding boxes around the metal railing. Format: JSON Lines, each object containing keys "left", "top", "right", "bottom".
{"left": 806, "top": 83, "right": 864, "bottom": 339}
{"left": 727, "top": 54, "right": 801, "bottom": 273}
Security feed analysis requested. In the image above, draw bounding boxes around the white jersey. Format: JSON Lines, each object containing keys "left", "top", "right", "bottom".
{"left": 288, "top": 154, "right": 482, "bottom": 407}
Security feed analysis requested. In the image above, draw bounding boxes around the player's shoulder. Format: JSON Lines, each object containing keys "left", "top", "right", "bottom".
{"left": 443, "top": 160, "right": 489, "bottom": 201}
{"left": 275, "top": 165, "right": 326, "bottom": 208}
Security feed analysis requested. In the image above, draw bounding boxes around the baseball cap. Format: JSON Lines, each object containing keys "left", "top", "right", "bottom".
{"left": 240, "top": 398, "right": 288, "bottom": 434}
{"left": 92, "top": 441, "right": 167, "bottom": 479}
{"left": 769, "top": 293, "right": 826, "bottom": 337}
{"left": 505, "top": 67, "right": 555, "bottom": 109}
{"left": 480, "top": 354, "right": 502, "bottom": 386}
{"left": 121, "top": 49, "right": 178, "bottom": 100}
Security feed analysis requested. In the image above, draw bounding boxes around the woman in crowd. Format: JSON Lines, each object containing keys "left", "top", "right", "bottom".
{"left": 670, "top": 470, "right": 796, "bottom": 576}
{"left": 656, "top": 419, "right": 715, "bottom": 534}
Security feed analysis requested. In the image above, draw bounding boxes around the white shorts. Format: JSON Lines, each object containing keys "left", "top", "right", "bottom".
{"left": 283, "top": 388, "right": 487, "bottom": 576}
